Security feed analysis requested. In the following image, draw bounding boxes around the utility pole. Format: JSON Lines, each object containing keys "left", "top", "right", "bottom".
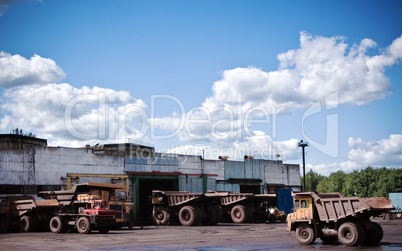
{"left": 298, "top": 140, "right": 308, "bottom": 192}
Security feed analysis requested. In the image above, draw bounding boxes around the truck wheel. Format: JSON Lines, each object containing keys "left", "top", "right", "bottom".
{"left": 243, "top": 205, "right": 253, "bottom": 223}
{"left": 231, "top": 205, "right": 247, "bottom": 223}
{"left": 338, "top": 222, "right": 361, "bottom": 246}
{"left": 364, "top": 222, "right": 383, "bottom": 245}
{"left": 20, "top": 215, "right": 33, "bottom": 232}
{"left": 214, "top": 204, "right": 222, "bottom": 224}
{"left": 49, "top": 216, "right": 67, "bottom": 233}
{"left": 98, "top": 227, "right": 110, "bottom": 234}
{"left": 178, "top": 205, "right": 197, "bottom": 226}
{"left": 296, "top": 224, "right": 316, "bottom": 245}
{"left": 356, "top": 223, "right": 366, "bottom": 245}
{"left": 0, "top": 216, "right": 10, "bottom": 233}
{"left": 76, "top": 217, "right": 91, "bottom": 234}
{"left": 193, "top": 206, "right": 203, "bottom": 226}
{"left": 152, "top": 206, "right": 169, "bottom": 225}
{"left": 203, "top": 205, "right": 218, "bottom": 226}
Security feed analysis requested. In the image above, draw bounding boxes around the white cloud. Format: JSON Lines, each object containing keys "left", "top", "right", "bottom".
{"left": 0, "top": 83, "right": 149, "bottom": 147}
{"left": 347, "top": 134, "right": 402, "bottom": 166}
{"left": 164, "top": 131, "right": 300, "bottom": 162}
{"left": 0, "top": 52, "right": 66, "bottom": 88}
{"left": 308, "top": 135, "right": 402, "bottom": 176}
{"left": 1, "top": 33, "right": 402, "bottom": 170}
{"left": 152, "top": 32, "right": 402, "bottom": 146}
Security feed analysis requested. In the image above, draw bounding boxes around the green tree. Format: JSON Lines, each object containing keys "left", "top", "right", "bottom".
{"left": 316, "top": 170, "right": 346, "bottom": 194}
{"left": 316, "top": 176, "right": 330, "bottom": 193}
{"left": 12, "top": 128, "right": 36, "bottom": 138}
{"left": 303, "top": 170, "right": 325, "bottom": 191}
{"left": 317, "top": 167, "right": 402, "bottom": 198}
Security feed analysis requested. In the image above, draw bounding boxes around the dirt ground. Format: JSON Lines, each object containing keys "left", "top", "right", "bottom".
{"left": 1, "top": 220, "right": 401, "bottom": 250}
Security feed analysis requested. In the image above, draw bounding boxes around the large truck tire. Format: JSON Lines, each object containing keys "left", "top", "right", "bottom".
{"left": 76, "top": 217, "right": 91, "bottom": 234}
{"left": 20, "top": 215, "right": 37, "bottom": 232}
{"left": 193, "top": 206, "right": 203, "bottom": 226}
{"left": 203, "top": 204, "right": 220, "bottom": 226}
{"left": 356, "top": 223, "right": 366, "bottom": 245}
{"left": 296, "top": 223, "right": 316, "bottom": 245}
{"left": 0, "top": 216, "right": 10, "bottom": 233}
{"left": 178, "top": 206, "right": 197, "bottom": 226}
{"left": 152, "top": 206, "right": 169, "bottom": 225}
{"left": 364, "top": 222, "right": 383, "bottom": 245}
{"left": 243, "top": 205, "right": 253, "bottom": 223}
{"left": 231, "top": 205, "right": 248, "bottom": 223}
{"left": 49, "top": 216, "right": 67, "bottom": 233}
{"left": 338, "top": 222, "right": 361, "bottom": 246}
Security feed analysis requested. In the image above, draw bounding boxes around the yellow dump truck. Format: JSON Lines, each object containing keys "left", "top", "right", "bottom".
{"left": 287, "top": 192, "right": 394, "bottom": 246}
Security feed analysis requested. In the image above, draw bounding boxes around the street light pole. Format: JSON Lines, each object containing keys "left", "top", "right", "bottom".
{"left": 298, "top": 140, "right": 309, "bottom": 192}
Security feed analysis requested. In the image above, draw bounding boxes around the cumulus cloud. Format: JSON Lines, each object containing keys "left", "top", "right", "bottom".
{"left": 0, "top": 83, "right": 149, "bottom": 147}
{"left": 307, "top": 135, "right": 402, "bottom": 176}
{"left": 164, "top": 131, "right": 300, "bottom": 161}
{"left": 0, "top": 52, "right": 66, "bottom": 88}
{"left": 347, "top": 134, "right": 402, "bottom": 166}
{"left": 151, "top": 32, "right": 402, "bottom": 149}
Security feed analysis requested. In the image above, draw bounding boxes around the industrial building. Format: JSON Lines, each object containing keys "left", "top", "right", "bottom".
{"left": 0, "top": 134, "right": 301, "bottom": 223}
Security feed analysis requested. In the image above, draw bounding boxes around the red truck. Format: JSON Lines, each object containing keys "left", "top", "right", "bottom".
{"left": 48, "top": 198, "right": 115, "bottom": 234}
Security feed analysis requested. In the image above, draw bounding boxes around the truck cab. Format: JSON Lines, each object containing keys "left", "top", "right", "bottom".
{"left": 287, "top": 194, "right": 314, "bottom": 233}
{"left": 293, "top": 196, "right": 313, "bottom": 220}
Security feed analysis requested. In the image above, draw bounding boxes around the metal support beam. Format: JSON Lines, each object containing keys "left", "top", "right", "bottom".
{"left": 66, "top": 173, "right": 129, "bottom": 199}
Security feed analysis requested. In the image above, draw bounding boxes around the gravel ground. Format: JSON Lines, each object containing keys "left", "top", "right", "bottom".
{"left": 0, "top": 220, "right": 401, "bottom": 250}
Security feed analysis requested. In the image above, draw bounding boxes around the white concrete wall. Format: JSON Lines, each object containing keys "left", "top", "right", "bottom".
{"left": 264, "top": 160, "right": 301, "bottom": 187}
{"left": 177, "top": 155, "right": 202, "bottom": 175}
{"left": 1, "top": 145, "right": 300, "bottom": 190}
{"left": 264, "top": 160, "right": 284, "bottom": 185}
{"left": 0, "top": 149, "right": 27, "bottom": 185}
{"left": 203, "top": 159, "right": 225, "bottom": 180}
{"left": 0, "top": 146, "right": 124, "bottom": 186}
{"left": 284, "top": 164, "right": 302, "bottom": 190}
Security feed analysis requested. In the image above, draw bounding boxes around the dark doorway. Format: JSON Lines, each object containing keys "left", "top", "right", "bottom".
{"left": 240, "top": 184, "right": 260, "bottom": 194}
{"left": 138, "top": 178, "right": 177, "bottom": 224}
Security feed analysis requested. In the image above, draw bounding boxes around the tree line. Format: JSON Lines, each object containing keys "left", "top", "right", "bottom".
{"left": 303, "top": 166, "right": 402, "bottom": 198}
{"left": 11, "top": 128, "right": 36, "bottom": 138}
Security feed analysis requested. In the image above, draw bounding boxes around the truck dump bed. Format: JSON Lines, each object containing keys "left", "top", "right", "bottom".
{"left": 38, "top": 182, "right": 126, "bottom": 206}
{"left": 152, "top": 190, "right": 227, "bottom": 206}
{"left": 295, "top": 192, "right": 394, "bottom": 223}
{"left": 3, "top": 196, "right": 60, "bottom": 217}
{"left": 220, "top": 192, "right": 276, "bottom": 206}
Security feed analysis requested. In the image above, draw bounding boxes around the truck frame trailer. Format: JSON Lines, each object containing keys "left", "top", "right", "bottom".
{"left": 151, "top": 190, "right": 276, "bottom": 226}
{"left": 287, "top": 192, "right": 395, "bottom": 246}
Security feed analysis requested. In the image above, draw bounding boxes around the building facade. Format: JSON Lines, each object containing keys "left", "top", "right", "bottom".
{"left": 0, "top": 135, "right": 301, "bottom": 223}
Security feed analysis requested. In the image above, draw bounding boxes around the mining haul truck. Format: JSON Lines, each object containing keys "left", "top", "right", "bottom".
{"left": 151, "top": 190, "right": 275, "bottom": 226}
{"left": 0, "top": 182, "right": 122, "bottom": 234}
{"left": 287, "top": 191, "right": 395, "bottom": 246}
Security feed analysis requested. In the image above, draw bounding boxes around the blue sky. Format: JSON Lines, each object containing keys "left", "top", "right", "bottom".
{"left": 0, "top": 0, "right": 401, "bottom": 175}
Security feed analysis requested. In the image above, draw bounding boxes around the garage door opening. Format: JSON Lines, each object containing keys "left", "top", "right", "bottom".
{"left": 240, "top": 184, "right": 261, "bottom": 194}
{"left": 138, "top": 178, "right": 177, "bottom": 225}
